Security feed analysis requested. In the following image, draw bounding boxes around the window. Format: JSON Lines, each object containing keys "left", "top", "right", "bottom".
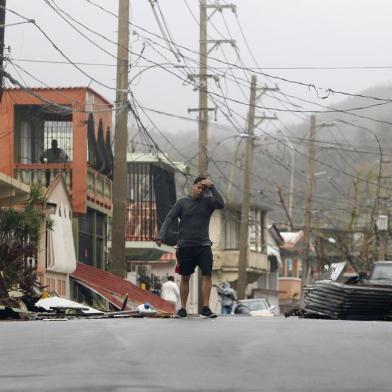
{"left": 286, "top": 258, "right": 293, "bottom": 277}
{"left": 225, "top": 211, "right": 240, "bottom": 249}
{"left": 249, "top": 209, "right": 266, "bottom": 253}
{"left": 44, "top": 121, "right": 73, "bottom": 160}
{"left": 79, "top": 210, "right": 93, "bottom": 266}
{"left": 14, "top": 105, "right": 72, "bottom": 163}
{"left": 78, "top": 208, "right": 106, "bottom": 269}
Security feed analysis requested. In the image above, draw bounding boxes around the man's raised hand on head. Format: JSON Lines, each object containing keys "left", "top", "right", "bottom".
{"left": 200, "top": 178, "right": 213, "bottom": 188}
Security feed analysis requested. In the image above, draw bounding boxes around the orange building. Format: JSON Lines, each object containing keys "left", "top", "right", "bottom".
{"left": 0, "top": 87, "right": 113, "bottom": 270}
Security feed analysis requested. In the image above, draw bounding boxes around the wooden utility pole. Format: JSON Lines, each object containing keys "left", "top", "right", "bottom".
{"left": 348, "top": 178, "right": 359, "bottom": 233}
{"left": 111, "top": 0, "right": 129, "bottom": 277}
{"left": 377, "top": 153, "right": 391, "bottom": 261}
{"left": 198, "top": 0, "right": 208, "bottom": 175}
{"left": 0, "top": 0, "right": 6, "bottom": 103}
{"left": 237, "top": 75, "right": 257, "bottom": 300}
{"left": 277, "top": 186, "right": 295, "bottom": 230}
{"left": 188, "top": 0, "right": 236, "bottom": 311}
{"left": 301, "top": 115, "right": 316, "bottom": 303}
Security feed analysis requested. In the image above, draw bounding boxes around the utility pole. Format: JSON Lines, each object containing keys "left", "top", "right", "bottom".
{"left": 0, "top": 0, "right": 6, "bottom": 103}
{"left": 0, "top": 0, "right": 6, "bottom": 291}
{"left": 111, "top": 0, "right": 129, "bottom": 277}
{"left": 187, "top": 0, "right": 235, "bottom": 312}
{"left": 188, "top": 0, "right": 236, "bottom": 175}
{"left": 198, "top": 0, "right": 208, "bottom": 175}
{"left": 301, "top": 114, "right": 316, "bottom": 305}
{"left": 277, "top": 186, "right": 295, "bottom": 230}
{"left": 377, "top": 153, "right": 391, "bottom": 261}
{"left": 237, "top": 75, "right": 257, "bottom": 300}
{"left": 236, "top": 77, "right": 278, "bottom": 300}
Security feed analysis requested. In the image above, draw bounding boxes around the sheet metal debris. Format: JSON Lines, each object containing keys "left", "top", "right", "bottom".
{"left": 303, "top": 281, "right": 392, "bottom": 320}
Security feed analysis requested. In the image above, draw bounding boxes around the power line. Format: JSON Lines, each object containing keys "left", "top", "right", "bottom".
{"left": 81, "top": 0, "right": 392, "bottom": 105}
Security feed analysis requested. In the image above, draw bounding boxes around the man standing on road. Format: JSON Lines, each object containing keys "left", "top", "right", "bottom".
{"left": 156, "top": 176, "right": 225, "bottom": 318}
{"left": 160, "top": 276, "right": 180, "bottom": 309}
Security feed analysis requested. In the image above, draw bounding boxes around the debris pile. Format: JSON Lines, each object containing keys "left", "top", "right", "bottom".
{"left": 303, "top": 281, "right": 392, "bottom": 321}
{"left": 0, "top": 293, "right": 171, "bottom": 321}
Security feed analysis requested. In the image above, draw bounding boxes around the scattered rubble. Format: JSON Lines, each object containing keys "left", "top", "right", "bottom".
{"left": 0, "top": 293, "right": 172, "bottom": 321}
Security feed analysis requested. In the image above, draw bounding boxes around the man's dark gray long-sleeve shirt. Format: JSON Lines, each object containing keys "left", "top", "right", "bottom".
{"left": 158, "top": 185, "right": 225, "bottom": 247}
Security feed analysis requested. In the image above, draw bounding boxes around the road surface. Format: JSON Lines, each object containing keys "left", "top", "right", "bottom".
{"left": 0, "top": 316, "right": 390, "bottom": 391}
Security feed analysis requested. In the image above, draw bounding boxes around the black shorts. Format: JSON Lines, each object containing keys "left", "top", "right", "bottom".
{"left": 176, "top": 246, "right": 213, "bottom": 276}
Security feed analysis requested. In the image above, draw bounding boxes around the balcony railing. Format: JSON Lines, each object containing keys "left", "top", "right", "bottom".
{"left": 213, "top": 249, "right": 268, "bottom": 272}
{"left": 125, "top": 202, "right": 157, "bottom": 241}
{"left": 14, "top": 163, "right": 72, "bottom": 190}
{"left": 87, "top": 167, "right": 112, "bottom": 201}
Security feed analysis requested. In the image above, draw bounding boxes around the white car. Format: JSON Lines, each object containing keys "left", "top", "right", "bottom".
{"left": 234, "top": 299, "right": 275, "bottom": 317}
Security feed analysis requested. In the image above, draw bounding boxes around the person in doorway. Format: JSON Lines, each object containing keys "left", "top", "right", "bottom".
{"left": 215, "top": 282, "right": 237, "bottom": 315}
{"left": 155, "top": 176, "right": 225, "bottom": 318}
{"left": 40, "top": 139, "right": 69, "bottom": 187}
{"left": 160, "top": 275, "right": 180, "bottom": 309}
{"left": 40, "top": 139, "right": 69, "bottom": 163}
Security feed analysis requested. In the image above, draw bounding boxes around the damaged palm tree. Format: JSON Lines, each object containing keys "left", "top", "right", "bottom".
{"left": 0, "top": 185, "right": 48, "bottom": 316}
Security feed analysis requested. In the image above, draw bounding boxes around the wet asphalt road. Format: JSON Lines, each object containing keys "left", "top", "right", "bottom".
{"left": 0, "top": 316, "right": 391, "bottom": 392}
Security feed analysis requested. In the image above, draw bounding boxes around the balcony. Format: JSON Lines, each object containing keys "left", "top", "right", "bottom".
{"left": 125, "top": 202, "right": 157, "bottom": 242}
{"left": 213, "top": 249, "right": 268, "bottom": 272}
{"left": 14, "top": 163, "right": 72, "bottom": 190}
{"left": 87, "top": 167, "right": 112, "bottom": 202}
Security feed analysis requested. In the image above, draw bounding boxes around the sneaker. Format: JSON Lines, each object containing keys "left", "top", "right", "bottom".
{"left": 175, "top": 308, "right": 188, "bottom": 318}
{"left": 200, "top": 306, "right": 217, "bottom": 319}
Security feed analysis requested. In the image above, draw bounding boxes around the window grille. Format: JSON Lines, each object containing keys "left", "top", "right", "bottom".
{"left": 44, "top": 121, "right": 73, "bottom": 160}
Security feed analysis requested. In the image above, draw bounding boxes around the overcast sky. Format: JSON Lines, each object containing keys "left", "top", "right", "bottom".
{"left": 5, "top": 0, "right": 392, "bottom": 134}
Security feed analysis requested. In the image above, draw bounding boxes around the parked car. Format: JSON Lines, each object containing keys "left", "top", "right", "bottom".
{"left": 234, "top": 299, "right": 275, "bottom": 317}
{"left": 368, "top": 261, "right": 392, "bottom": 285}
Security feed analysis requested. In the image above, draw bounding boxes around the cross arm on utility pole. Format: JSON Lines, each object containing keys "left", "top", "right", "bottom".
{"left": 205, "top": 3, "right": 236, "bottom": 21}
{"left": 205, "top": 40, "right": 236, "bottom": 55}
{"left": 187, "top": 74, "right": 220, "bottom": 90}
{"left": 187, "top": 74, "right": 219, "bottom": 82}
{"left": 254, "top": 113, "right": 278, "bottom": 129}
{"left": 188, "top": 107, "right": 217, "bottom": 121}
{"left": 256, "top": 84, "right": 280, "bottom": 101}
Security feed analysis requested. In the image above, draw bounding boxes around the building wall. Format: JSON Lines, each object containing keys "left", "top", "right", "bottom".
{"left": 209, "top": 207, "right": 271, "bottom": 311}
{"left": 0, "top": 88, "right": 113, "bottom": 216}
{"left": 43, "top": 271, "right": 69, "bottom": 298}
{"left": 278, "top": 277, "right": 302, "bottom": 301}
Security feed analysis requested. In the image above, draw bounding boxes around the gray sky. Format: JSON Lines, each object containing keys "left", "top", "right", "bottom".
{"left": 5, "top": 0, "right": 392, "bottom": 134}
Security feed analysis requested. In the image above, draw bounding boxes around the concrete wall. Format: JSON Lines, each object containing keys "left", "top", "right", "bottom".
{"left": 278, "top": 277, "right": 301, "bottom": 301}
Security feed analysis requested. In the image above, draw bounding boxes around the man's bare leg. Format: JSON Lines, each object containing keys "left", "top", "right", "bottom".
{"left": 180, "top": 275, "right": 190, "bottom": 309}
{"left": 202, "top": 275, "right": 212, "bottom": 307}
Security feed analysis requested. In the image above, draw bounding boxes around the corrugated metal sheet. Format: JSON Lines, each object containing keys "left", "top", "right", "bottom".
{"left": 304, "top": 280, "right": 392, "bottom": 320}
{"left": 71, "top": 262, "right": 175, "bottom": 314}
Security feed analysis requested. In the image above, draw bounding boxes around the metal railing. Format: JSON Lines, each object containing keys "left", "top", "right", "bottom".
{"left": 125, "top": 202, "right": 157, "bottom": 241}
